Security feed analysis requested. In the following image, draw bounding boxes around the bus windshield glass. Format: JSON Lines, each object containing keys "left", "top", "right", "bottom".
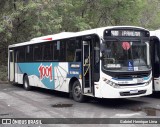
{"left": 101, "top": 40, "right": 151, "bottom": 72}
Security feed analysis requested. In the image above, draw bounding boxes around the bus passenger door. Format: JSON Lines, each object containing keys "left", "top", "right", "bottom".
{"left": 83, "top": 40, "right": 91, "bottom": 93}
{"left": 9, "top": 50, "right": 15, "bottom": 82}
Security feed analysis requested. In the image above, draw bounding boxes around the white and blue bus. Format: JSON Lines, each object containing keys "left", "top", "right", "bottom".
{"left": 8, "top": 26, "right": 152, "bottom": 102}
{"left": 150, "top": 30, "right": 160, "bottom": 91}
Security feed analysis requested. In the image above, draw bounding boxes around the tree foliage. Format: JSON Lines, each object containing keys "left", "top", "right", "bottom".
{"left": 0, "top": 0, "right": 160, "bottom": 67}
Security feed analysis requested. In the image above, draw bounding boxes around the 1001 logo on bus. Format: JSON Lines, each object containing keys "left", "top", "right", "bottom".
{"left": 38, "top": 64, "right": 53, "bottom": 81}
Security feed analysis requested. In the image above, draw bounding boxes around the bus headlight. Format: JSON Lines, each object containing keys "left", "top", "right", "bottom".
{"left": 145, "top": 78, "right": 152, "bottom": 86}
{"left": 102, "top": 78, "right": 119, "bottom": 88}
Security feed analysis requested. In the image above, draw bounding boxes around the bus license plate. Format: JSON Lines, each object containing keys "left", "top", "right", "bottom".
{"left": 137, "top": 78, "right": 143, "bottom": 83}
{"left": 130, "top": 90, "right": 138, "bottom": 94}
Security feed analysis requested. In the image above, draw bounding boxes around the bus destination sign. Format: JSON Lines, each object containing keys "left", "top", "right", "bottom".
{"left": 111, "top": 30, "right": 141, "bottom": 37}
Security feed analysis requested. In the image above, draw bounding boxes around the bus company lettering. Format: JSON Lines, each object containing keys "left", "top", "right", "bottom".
{"left": 38, "top": 64, "right": 52, "bottom": 81}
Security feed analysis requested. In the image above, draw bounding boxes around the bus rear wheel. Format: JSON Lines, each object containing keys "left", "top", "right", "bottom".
{"left": 23, "top": 75, "right": 31, "bottom": 90}
{"left": 72, "top": 80, "right": 85, "bottom": 102}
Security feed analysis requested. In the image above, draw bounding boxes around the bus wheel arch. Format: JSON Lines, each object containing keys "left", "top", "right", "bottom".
{"left": 69, "top": 77, "right": 78, "bottom": 98}
{"left": 23, "top": 74, "right": 31, "bottom": 90}
{"left": 69, "top": 77, "right": 84, "bottom": 102}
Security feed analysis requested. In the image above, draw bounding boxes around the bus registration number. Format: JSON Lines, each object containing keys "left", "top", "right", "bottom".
{"left": 130, "top": 90, "right": 138, "bottom": 94}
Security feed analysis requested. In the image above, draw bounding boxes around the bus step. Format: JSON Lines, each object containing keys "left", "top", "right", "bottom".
{"left": 84, "top": 93, "right": 93, "bottom": 96}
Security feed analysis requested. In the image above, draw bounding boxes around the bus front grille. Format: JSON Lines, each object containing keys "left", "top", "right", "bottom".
{"left": 120, "top": 90, "right": 146, "bottom": 96}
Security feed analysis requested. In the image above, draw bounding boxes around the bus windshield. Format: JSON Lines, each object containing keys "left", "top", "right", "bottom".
{"left": 101, "top": 40, "right": 151, "bottom": 72}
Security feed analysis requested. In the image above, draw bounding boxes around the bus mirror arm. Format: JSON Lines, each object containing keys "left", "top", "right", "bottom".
{"left": 100, "top": 43, "right": 105, "bottom": 53}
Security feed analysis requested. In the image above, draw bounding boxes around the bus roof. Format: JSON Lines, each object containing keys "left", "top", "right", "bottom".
{"left": 150, "top": 30, "right": 160, "bottom": 39}
{"left": 9, "top": 26, "right": 148, "bottom": 48}
{"left": 30, "top": 32, "right": 74, "bottom": 41}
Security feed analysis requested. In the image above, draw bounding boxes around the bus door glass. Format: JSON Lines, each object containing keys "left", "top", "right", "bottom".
{"left": 9, "top": 50, "right": 15, "bottom": 82}
{"left": 83, "top": 38, "right": 92, "bottom": 93}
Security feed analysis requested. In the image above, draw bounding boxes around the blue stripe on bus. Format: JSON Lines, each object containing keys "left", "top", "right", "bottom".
{"left": 17, "top": 62, "right": 59, "bottom": 89}
{"left": 112, "top": 78, "right": 133, "bottom": 81}
{"left": 66, "top": 62, "right": 82, "bottom": 79}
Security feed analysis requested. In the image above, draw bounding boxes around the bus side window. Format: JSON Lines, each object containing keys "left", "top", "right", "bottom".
{"left": 74, "top": 49, "right": 81, "bottom": 62}
{"left": 17, "top": 46, "right": 25, "bottom": 62}
{"left": 53, "top": 41, "right": 59, "bottom": 61}
{"left": 67, "top": 38, "right": 81, "bottom": 62}
{"left": 26, "top": 45, "right": 33, "bottom": 62}
{"left": 43, "top": 43, "right": 53, "bottom": 61}
{"left": 34, "top": 45, "right": 43, "bottom": 61}
{"left": 60, "top": 40, "right": 66, "bottom": 61}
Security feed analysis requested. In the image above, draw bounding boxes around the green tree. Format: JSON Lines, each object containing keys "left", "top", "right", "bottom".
{"left": 1, "top": 0, "right": 160, "bottom": 81}
{"left": 138, "top": 0, "right": 160, "bottom": 29}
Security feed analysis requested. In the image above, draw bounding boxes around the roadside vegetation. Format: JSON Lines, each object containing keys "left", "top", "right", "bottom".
{"left": 0, "top": 0, "right": 160, "bottom": 81}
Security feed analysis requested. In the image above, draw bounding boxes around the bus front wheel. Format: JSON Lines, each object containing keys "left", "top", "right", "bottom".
{"left": 72, "top": 81, "right": 84, "bottom": 102}
{"left": 23, "top": 75, "right": 31, "bottom": 90}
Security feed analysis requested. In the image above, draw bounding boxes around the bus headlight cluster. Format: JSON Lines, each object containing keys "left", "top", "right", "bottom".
{"left": 145, "top": 78, "right": 152, "bottom": 86}
{"left": 102, "top": 78, "right": 119, "bottom": 88}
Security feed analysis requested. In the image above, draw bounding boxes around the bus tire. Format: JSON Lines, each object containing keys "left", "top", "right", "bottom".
{"left": 72, "top": 80, "right": 85, "bottom": 102}
{"left": 23, "top": 75, "right": 31, "bottom": 91}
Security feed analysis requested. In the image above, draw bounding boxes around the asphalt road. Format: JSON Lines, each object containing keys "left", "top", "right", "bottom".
{"left": 0, "top": 83, "right": 160, "bottom": 127}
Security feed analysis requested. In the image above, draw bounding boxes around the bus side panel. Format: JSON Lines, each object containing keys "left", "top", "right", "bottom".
{"left": 16, "top": 62, "right": 82, "bottom": 93}
{"left": 55, "top": 62, "right": 82, "bottom": 92}
{"left": 53, "top": 63, "right": 69, "bottom": 92}
{"left": 9, "top": 62, "right": 15, "bottom": 82}
{"left": 15, "top": 63, "right": 23, "bottom": 84}
{"left": 17, "top": 62, "right": 58, "bottom": 89}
